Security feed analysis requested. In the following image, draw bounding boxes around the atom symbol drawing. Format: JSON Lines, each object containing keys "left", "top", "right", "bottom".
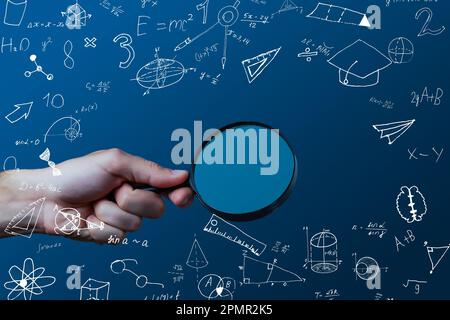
{"left": 3, "top": 258, "right": 56, "bottom": 300}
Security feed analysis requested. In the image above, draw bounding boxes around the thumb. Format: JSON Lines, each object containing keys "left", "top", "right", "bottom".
{"left": 97, "top": 149, "right": 189, "bottom": 188}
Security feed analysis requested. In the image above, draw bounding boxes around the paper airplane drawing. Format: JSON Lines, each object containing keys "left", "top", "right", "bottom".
{"left": 242, "top": 47, "right": 281, "bottom": 84}
{"left": 307, "top": 2, "right": 371, "bottom": 28}
{"left": 372, "top": 119, "right": 415, "bottom": 145}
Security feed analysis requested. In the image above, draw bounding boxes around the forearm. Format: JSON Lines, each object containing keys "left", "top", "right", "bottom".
{"left": 0, "top": 169, "right": 52, "bottom": 237}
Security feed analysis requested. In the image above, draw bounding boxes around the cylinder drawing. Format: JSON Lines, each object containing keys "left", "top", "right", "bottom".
{"left": 310, "top": 231, "right": 339, "bottom": 274}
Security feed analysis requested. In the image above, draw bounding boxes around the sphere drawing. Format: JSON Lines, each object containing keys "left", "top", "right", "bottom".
{"left": 388, "top": 37, "right": 414, "bottom": 64}
{"left": 134, "top": 58, "right": 188, "bottom": 95}
{"left": 310, "top": 231, "right": 339, "bottom": 274}
{"left": 355, "top": 256, "right": 379, "bottom": 281}
{"left": 54, "top": 208, "right": 81, "bottom": 235}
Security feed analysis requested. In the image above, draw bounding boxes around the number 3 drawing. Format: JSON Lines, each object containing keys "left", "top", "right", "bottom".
{"left": 415, "top": 7, "right": 446, "bottom": 37}
{"left": 113, "top": 33, "right": 136, "bottom": 69}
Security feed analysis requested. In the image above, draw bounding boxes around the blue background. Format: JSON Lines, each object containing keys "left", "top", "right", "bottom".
{"left": 0, "top": 0, "right": 449, "bottom": 300}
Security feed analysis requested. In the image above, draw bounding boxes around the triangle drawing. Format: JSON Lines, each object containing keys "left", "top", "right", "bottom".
{"left": 5, "top": 197, "right": 46, "bottom": 238}
{"left": 427, "top": 244, "right": 450, "bottom": 274}
{"left": 242, "top": 47, "right": 281, "bottom": 84}
{"left": 186, "top": 238, "right": 209, "bottom": 270}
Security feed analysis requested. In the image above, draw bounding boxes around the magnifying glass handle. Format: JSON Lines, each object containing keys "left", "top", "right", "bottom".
{"left": 132, "top": 181, "right": 191, "bottom": 194}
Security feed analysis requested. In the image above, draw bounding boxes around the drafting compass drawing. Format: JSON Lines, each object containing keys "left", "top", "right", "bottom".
{"left": 24, "top": 54, "right": 53, "bottom": 80}
{"left": 174, "top": 0, "right": 240, "bottom": 69}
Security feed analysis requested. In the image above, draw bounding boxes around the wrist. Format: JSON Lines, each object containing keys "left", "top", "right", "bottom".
{"left": 0, "top": 169, "right": 53, "bottom": 237}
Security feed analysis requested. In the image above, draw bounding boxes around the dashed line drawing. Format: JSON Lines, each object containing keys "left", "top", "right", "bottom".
{"left": 242, "top": 47, "right": 281, "bottom": 84}
{"left": 24, "top": 55, "right": 53, "bottom": 80}
{"left": 4, "top": 197, "right": 46, "bottom": 238}
{"left": 174, "top": 0, "right": 240, "bottom": 69}
{"left": 113, "top": 33, "right": 135, "bottom": 69}
{"left": 4, "top": 101, "right": 33, "bottom": 124}
{"left": 186, "top": 235, "right": 208, "bottom": 281}
{"left": 4, "top": 258, "right": 56, "bottom": 300}
{"left": 83, "top": 37, "right": 97, "bottom": 48}
{"left": 327, "top": 39, "right": 391, "bottom": 87}
{"left": 110, "top": 259, "right": 165, "bottom": 288}
{"left": 198, "top": 274, "right": 235, "bottom": 300}
{"left": 203, "top": 215, "right": 267, "bottom": 256}
{"left": 3, "top": 0, "right": 27, "bottom": 27}
{"left": 415, "top": 7, "right": 445, "bottom": 37}
{"left": 388, "top": 37, "right": 414, "bottom": 64}
{"left": 62, "top": 1, "right": 91, "bottom": 30}
{"left": 396, "top": 186, "right": 427, "bottom": 223}
{"left": 240, "top": 252, "right": 305, "bottom": 286}
{"left": 424, "top": 241, "right": 450, "bottom": 274}
{"left": 132, "top": 48, "right": 195, "bottom": 95}
{"left": 303, "top": 227, "right": 341, "bottom": 274}
{"left": 44, "top": 116, "right": 82, "bottom": 143}
{"left": 54, "top": 208, "right": 104, "bottom": 236}
{"left": 39, "top": 148, "right": 62, "bottom": 176}
{"left": 80, "top": 278, "right": 110, "bottom": 300}
{"left": 2, "top": 156, "right": 19, "bottom": 171}
{"left": 307, "top": 3, "right": 371, "bottom": 28}
{"left": 372, "top": 119, "right": 415, "bottom": 145}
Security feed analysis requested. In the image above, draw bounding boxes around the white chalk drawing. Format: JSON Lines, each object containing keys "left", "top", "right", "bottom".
{"left": 298, "top": 47, "right": 318, "bottom": 62}
{"left": 403, "top": 280, "right": 427, "bottom": 295}
{"left": 24, "top": 54, "right": 53, "bottom": 80}
{"left": 198, "top": 274, "right": 235, "bottom": 300}
{"left": 83, "top": 37, "right": 97, "bottom": 48}
{"left": 4, "top": 258, "right": 56, "bottom": 300}
{"left": 307, "top": 3, "right": 371, "bottom": 28}
{"left": 42, "top": 93, "right": 64, "bottom": 109}
{"left": 186, "top": 235, "right": 208, "bottom": 282}
{"left": 80, "top": 278, "right": 110, "bottom": 300}
{"left": 113, "top": 33, "right": 135, "bottom": 69}
{"left": 41, "top": 37, "right": 52, "bottom": 52}
{"left": 242, "top": 47, "right": 281, "bottom": 84}
{"left": 388, "top": 37, "right": 414, "bottom": 64}
{"left": 196, "top": 0, "right": 209, "bottom": 24}
{"left": 372, "top": 119, "right": 415, "bottom": 145}
{"left": 4, "top": 197, "right": 46, "bottom": 238}
{"left": 203, "top": 214, "right": 267, "bottom": 256}
{"left": 353, "top": 254, "right": 387, "bottom": 281}
{"left": 415, "top": 7, "right": 445, "bottom": 37}
{"left": 328, "top": 40, "right": 391, "bottom": 87}
{"left": 424, "top": 241, "right": 449, "bottom": 274}
{"left": 174, "top": 0, "right": 240, "bottom": 69}
{"left": 132, "top": 48, "right": 195, "bottom": 95}
{"left": 63, "top": 1, "right": 91, "bottom": 30}
{"left": 54, "top": 208, "right": 104, "bottom": 235}
{"left": 110, "top": 259, "right": 164, "bottom": 288}
{"left": 240, "top": 252, "right": 305, "bottom": 286}
{"left": 396, "top": 186, "right": 427, "bottom": 223}
{"left": 3, "top": 0, "right": 27, "bottom": 26}
{"left": 2, "top": 156, "right": 19, "bottom": 171}
{"left": 44, "top": 116, "right": 81, "bottom": 143}
{"left": 303, "top": 227, "right": 341, "bottom": 274}
{"left": 272, "top": 0, "right": 301, "bottom": 17}
{"left": 5, "top": 101, "right": 33, "bottom": 124}
{"left": 39, "top": 148, "right": 62, "bottom": 176}
{"left": 63, "top": 40, "right": 75, "bottom": 69}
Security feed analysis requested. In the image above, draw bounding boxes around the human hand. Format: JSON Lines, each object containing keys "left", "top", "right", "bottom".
{"left": 0, "top": 149, "right": 194, "bottom": 243}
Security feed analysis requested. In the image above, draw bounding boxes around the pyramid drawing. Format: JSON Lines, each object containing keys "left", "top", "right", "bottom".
{"left": 242, "top": 255, "right": 305, "bottom": 285}
{"left": 186, "top": 237, "right": 208, "bottom": 270}
{"left": 242, "top": 47, "right": 281, "bottom": 84}
{"left": 372, "top": 119, "right": 415, "bottom": 145}
{"left": 5, "top": 197, "right": 46, "bottom": 238}
{"left": 279, "top": 0, "right": 298, "bottom": 13}
{"left": 427, "top": 244, "right": 450, "bottom": 274}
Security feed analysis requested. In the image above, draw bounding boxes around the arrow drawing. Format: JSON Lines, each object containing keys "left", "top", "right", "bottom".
{"left": 5, "top": 102, "right": 33, "bottom": 124}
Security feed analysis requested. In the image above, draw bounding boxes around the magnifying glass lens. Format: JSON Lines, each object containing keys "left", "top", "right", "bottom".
{"left": 192, "top": 123, "right": 297, "bottom": 221}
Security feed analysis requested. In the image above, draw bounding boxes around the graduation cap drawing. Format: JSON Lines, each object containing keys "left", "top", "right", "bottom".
{"left": 328, "top": 39, "right": 392, "bottom": 87}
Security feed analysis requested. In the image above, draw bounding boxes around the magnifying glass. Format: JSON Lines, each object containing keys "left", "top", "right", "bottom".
{"left": 137, "top": 122, "right": 297, "bottom": 221}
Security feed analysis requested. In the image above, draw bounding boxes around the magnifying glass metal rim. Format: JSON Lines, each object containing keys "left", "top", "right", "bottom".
{"left": 189, "top": 121, "right": 298, "bottom": 222}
